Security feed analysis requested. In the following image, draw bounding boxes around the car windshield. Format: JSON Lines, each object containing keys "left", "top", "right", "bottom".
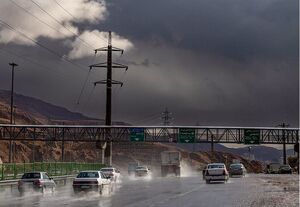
{"left": 21, "top": 173, "right": 41, "bottom": 179}
{"left": 77, "top": 172, "right": 99, "bottom": 178}
{"left": 208, "top": 164, "right": 225, "bottom": 169}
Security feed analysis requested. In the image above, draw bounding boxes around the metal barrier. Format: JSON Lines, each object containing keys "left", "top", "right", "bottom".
{"left": 0, "top": 162, "right": 105, "bottom": 180}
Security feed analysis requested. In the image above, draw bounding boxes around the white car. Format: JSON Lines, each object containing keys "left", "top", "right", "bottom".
{"left": 204, "top": 163, "right": 229, "bottom": 184}
{"left": 100, "top": 167, "right": 120, "bottom": 182}
{"left": 73, "top": 171, "right": 111, "bottom": 194}
{"left": 135, "top": 166, "right": 150, "bottom": 177}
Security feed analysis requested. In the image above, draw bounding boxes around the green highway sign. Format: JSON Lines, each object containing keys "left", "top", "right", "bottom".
{"left": 179, "top": 128, "right": 195, "bottom": 143}
{"left": 244, "top": 129, "right": 260, "bottom": 145}
{"left": 130, "top": 128, "right": 145, "bottom": 142}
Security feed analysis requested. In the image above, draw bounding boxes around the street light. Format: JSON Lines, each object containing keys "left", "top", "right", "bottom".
{"left": 248, "top": 146, "right": 252, "bottom": 160}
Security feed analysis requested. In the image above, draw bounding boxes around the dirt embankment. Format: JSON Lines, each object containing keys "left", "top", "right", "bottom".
{"left": 0, "top": 93, "right": 263, "bottom": 173}
{"left": 0, "top": 140, "right": 264, "bottom": 173}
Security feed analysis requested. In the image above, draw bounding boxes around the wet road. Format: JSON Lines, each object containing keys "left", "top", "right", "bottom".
{"left": 0, "top": 174, "right": 298, "bottom": 207}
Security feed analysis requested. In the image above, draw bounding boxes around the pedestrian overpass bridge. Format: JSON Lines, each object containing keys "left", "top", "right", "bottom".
{"left": 0, "top": 124, "right": 298, "bottom": 144}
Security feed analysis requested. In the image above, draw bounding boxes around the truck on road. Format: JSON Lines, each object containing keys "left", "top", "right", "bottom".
{"left": 266, "top": 163, "right": 281, "bottom": 174}
{"left": 161, "top": 151, "right": 181, "bottom": 177}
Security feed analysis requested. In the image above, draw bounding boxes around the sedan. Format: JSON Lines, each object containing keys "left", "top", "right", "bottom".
{"left": 18, "top": 172, "right": 55, "bottom": 195}
{"left": 73, "top": 171, "right": 111, "bottom": 194}
{"left": 100, "top": 167, "right": 120, "bottom": 182}
{"left": 278, "top": 165, "right": 292, "bottom": 174}
{"left": 135, "top": 166, "right": 150, "bottom": 177}
{"left": 205, "top": 163, "right": 229, "bottom": 184}
{"left": 229, "top": 163, "right": 246, "bottom": 177}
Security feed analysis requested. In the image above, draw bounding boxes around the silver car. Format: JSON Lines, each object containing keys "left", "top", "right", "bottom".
{"left": 18, "top": 172, "right": 56, "bottom": 194}
{"left": 73, "top": 171, "right": 111, "bottom": 194}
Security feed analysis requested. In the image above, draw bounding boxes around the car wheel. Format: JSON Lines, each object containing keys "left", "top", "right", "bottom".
{"left": 51, "top": 186, "right": 55, "bottom": 193}
{"left": 110, "top": 183, "right": 114, "bottom": 193}
{"left": 99, "top": 184, "right": 103, "bottom": 195}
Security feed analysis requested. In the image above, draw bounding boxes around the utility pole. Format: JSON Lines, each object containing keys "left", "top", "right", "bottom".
{"left": 278, "top": 123, "right": 289, "bottom": 165}
{"left": 162, "top": 107, "right": 172, "bottom": 126}
{"left": 9, "top": 62, "right": 18, "bottom": 163}
{"left": 89, "top": 31, "right": 128, "bottom": 166}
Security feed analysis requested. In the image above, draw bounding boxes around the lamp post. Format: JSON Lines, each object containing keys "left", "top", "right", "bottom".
{"left": 248, "top": 146, "right": 252, "bottom": 160}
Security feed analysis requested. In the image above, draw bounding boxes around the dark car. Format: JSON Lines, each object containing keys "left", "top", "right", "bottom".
{"left": 229, "top": 163, "right": 246, "bottom": 177}
{"left": 278, "top": 165, "right": 292, "bottom": 174}
{"left": 18, "top": 172, "right": 56, "bottom": 194}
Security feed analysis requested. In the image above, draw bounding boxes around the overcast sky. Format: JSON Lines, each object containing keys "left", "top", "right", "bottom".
{"left": 0, "top": 0, "right": 298, "bottom": 127}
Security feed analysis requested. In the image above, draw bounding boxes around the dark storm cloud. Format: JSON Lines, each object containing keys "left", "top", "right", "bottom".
{"left": 103, "top": 0, "right": 298, "bottom": 62}
{"left": 0, "top": 0, "right": 298, "bottom": 127}
{"left": 95, "top": 0, "right": 298, "bottom": 126}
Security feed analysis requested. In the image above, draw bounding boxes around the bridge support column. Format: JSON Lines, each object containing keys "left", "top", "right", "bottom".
{"left": 101, "top": 142, "right": 107, "bottom": 165}
{"left": 61, "top": 139, "right": 65, "bottom": 162}
{"left": 104, "top": 142, "right": 112, "bottom": 166}
{"left": 211, "top": 134, "right": 214, "bottom": 154}
{"left": 32, "top": 140, "right": 35, "bottom": 162}
{"left": 283, "top": 129, "right": 286, "bottom": 165}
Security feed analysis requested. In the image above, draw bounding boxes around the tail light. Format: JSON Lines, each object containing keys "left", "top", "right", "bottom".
{"left": 33, "top": 180, "right": 42, "bottom": 187}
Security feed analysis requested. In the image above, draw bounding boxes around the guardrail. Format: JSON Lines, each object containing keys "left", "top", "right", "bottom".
{"left": 0, "top": 162, "right": 105, "bottom": 180}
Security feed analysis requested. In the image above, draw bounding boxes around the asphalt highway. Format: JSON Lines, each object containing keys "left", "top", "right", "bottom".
{"left": 0, "top": 174, "right": 298, "bottom": 207}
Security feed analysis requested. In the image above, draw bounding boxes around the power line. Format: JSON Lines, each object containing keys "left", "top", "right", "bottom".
{"left": 81, "top": 84, "right": 96, "bottom": 113}
{"left": 30, "top": 0, "right": 95, "bottom": 49}
{"left": 0, "top": 19, "right": 86, "bottom": 72}
{"left": 131, "top": 113, "right": 161, "bottom": 125}
{"left": 162, "top": 107, "right": 173, "bottom": 126}
{"left": 53, "top": 0, "right": 77, "bottom": 20}
{"left": 0, "top": 47, "right": 67, "bottom": 79}
{"left": 52, "top": 0, "right": 108, "bottom": 44}
{"left": 73, "top": 53, "right": 98, "bottom": 111}
{"left": 8, "top": 0, "right": 69, "bottom": 38}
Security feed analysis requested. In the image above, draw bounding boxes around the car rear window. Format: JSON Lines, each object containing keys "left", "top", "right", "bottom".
{"left": 77, "top": 172, "right": 99, "bottom": 178}
{"left": 230, "top": 164, "right": 242, "bottom": 169}
{"left": 101, "top": 169, "right": 113, "bottom": 172}
{"left": 21, "top": 173, "right": 41, "bottom": 179}
{"left": 208, "top": 164, "right": 225, "bottom": 169}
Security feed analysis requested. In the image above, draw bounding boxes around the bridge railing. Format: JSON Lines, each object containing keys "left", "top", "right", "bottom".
{"left": 0, "top": 125, "right": 298, "bottom": 144}
{"left": 0, "top": 162, "right": 105, "bottom": 181}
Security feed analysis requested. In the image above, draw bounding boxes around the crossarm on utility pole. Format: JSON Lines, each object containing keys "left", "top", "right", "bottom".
{"left": 89, "top": 62, "right": 128, "bottom": 70}
{"left": 94, "top": 80, "right": 123, "bottom": 87}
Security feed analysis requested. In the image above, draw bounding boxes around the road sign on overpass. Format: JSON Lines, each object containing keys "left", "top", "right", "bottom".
{"left": 130, "top": 128, "right": 145, "bottom": 142}
{"left": 244, "top": 129, "right": 260, "bottom": 144}
{"left": 179, "top": 128, "right": 195, "bottom": 143}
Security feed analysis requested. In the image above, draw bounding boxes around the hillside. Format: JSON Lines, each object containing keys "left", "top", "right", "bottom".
{"left": 174, "top": 143, "right": 295, "bottom": 163}
{"left": 0, "top": 90, "right": 103, "bottom": 125}
{"left": 0, "top": 90, "right": 264, "bottom": 173}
